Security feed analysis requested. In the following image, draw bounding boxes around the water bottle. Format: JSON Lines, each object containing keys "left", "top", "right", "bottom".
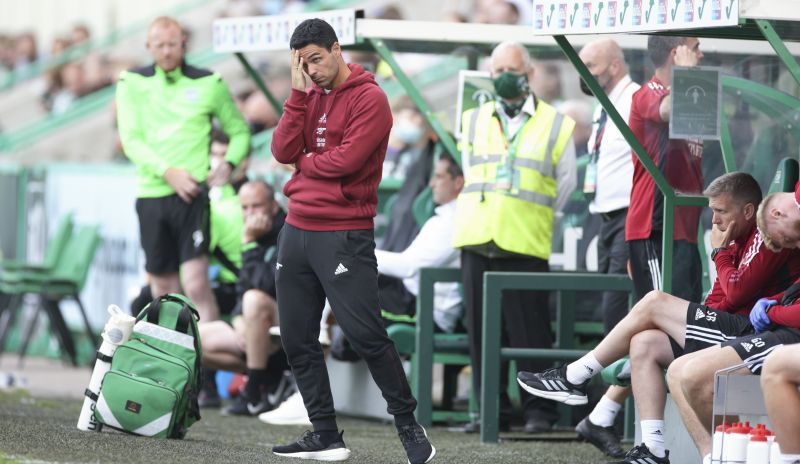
{"left": 724, "top": 423, "right": 750, "bottom": 464}
{"left": 76, "top": 305, "right": 136, "bottom": 432}
{"left": 770, "top": 440, "right": 781, "bottom": 464}
{"left": 746, "top": 432, "right": 769, "bottom": 464}
{"left": 712, "top": 422, "right": 730, "bottom": 462}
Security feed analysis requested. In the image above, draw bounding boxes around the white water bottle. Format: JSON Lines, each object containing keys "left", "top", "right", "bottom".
{"left": 713, "top": 422, "right": 730, "bottom": 462}
{"left": 724, "top": 423, "right": 750, "bottom": 463}
{"left": 76, "top": 305, "right": 136, "bottom": 432}
{"left": 746, "top": 432, "right": 770, "bottom": 464}
{"left": 770, "top": 439, "right": 781, "bottom": 464}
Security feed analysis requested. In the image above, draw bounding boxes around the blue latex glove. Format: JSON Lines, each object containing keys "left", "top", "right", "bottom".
{"left": 750, "top": 298, "right": 776, "bottom": 332}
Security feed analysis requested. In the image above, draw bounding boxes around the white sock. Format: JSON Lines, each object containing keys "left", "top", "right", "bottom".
{"left": 702, "top": 453, "right": 711, "bottom": 464}
{"left": 783, "top": 454, "right": 800, "bottom": 464}
{"left": 640, "top": 419, "right": 666, "bottom": 458}
{"left": 588, "top": 395, "right": 622, "bottom": 427}
{"left": 566, "top": 352, "right": 603, "bottom": 385}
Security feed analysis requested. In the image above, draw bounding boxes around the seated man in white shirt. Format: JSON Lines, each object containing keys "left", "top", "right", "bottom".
{"left": 376, "top": 153, "right": 465, "bottom": 332}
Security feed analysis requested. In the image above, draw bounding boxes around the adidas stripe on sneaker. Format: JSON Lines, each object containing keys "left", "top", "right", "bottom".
{"left": 516, "top": 365, "right": 589, "bottom": 405}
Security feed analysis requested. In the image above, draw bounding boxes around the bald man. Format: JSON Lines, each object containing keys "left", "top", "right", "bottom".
{"left": 757, "top": 187, "right": 800, "bottom": 252}
{"left": 116, "top": 16, "right": 251, "bottom": 321}
{"left": 573, "top": 38, "right": 640, "bottom": 458}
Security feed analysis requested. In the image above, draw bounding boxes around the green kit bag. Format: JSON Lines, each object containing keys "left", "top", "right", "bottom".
{"left": 94, "top": 293, "right": 203, "bottom": 438}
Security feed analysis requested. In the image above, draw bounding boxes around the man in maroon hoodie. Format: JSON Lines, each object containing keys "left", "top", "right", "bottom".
{"left": 269, "top": 19, "right": 435, "bottom": 464}
{"left": 518, "top": 172, "right": 800, "bottom": 463}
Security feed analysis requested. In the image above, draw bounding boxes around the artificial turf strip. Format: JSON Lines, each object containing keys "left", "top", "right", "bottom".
{"left": 0, "top": 391, "right": 609, "bottom": 463}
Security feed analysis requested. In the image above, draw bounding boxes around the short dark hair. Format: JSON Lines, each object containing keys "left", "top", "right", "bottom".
{"left": 647, "top": 36, "right": 687, "bottom": 68}
{"left": 289, "top": 18, "right": 338, "bottom": 51}
{"left": 438, "top": 153, "right": 463, "bottom": 179}
{"left": 703, "top": 171, "right": 762, "bottom": 207}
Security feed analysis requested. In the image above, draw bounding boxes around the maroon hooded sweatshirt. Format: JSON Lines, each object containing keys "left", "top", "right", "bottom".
{"left": 271, "top": 63, "right": 392, "bottom": 231}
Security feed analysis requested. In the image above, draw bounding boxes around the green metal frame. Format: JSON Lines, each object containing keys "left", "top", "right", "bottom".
{"left": 413, "top": 267, "right": 464, "bottom": 427}
{"left": 479, "top": 272, "right": 633, "bottom": 443}
{"left": 367, "top": 38, "right": 461, "bottom": 163}
{"left": 756, "top": 19, "right": 800, "bottom": 87}
{"left": 235, "top": 53, "right": 283, "bottom": 117}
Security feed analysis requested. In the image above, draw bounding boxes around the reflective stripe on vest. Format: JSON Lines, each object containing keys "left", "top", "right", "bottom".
{"left": 461, "top": 182, "right": 555, "bottom": 207}
{"left": 468, "top": 110, "right": 565, "bottom": 180}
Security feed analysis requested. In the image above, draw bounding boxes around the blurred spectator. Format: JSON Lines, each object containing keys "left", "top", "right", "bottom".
{"left": 238, "top": 89, "right": 280, "bottom": 133}
{"left": 49, "top": 61, "right": 86, "bottom": 114}
{"left": 483, "top": 0, "right": 520, "bottom": 24}
{"left": 532, "top": 61, "right": 563, "bottom": 104}
{"left": 384, "top": 106, "right": 433, "bottom": 181}
{"left": 13, "top": 32, "right": 38, "bottom": 75}
{"left": 71, "top": 24, "right": 91, "bottom": 46}
{"left": 50, "top": 36, "right": 72, "bottom": 58}
{"left": 557, "top": 99, "right": 594, "bottom": 156}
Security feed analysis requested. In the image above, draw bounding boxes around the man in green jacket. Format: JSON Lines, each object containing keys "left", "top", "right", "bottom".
{"left": 116, "top": 16, "right": 250, "bottom": 321}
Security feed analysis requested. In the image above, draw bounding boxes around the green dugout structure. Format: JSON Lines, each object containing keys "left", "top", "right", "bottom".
{"left": 218, "top": 3, "right": 800, "bottom": 445}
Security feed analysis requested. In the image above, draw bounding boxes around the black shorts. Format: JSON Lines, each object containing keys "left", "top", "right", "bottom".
{"left": 628, "top": 236, "right": 702, "bottom": 302}
{"left": 670, "top": 303, "right": 753, "bottom": 358}
{"left": 723, "top": 328, "right": 800, "bottom": 374}
{"left": 135, "top": 191, "right": 210, "bottom": 274}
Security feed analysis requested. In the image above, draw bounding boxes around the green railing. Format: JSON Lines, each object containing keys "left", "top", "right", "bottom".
{"left": 413, "top": 267, "right": 464, "bottom": 427}
{"left": 479, "top": 272, "right": 634, "bottom": 443}
{"left": 0, "top": 47, "right": 227, "bottom": 153}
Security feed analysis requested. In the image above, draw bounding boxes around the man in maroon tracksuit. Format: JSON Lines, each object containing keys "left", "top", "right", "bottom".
{"left": 269, "top": 19, "right": 435, "bottom": 464}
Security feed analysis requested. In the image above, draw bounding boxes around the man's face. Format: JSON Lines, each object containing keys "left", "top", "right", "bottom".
{"left": 681, "top": 37, "right": 704, "bottom": 64}
{"left": 709, "top": 193, "right": 749, "bottom": 239}
{"left": 146, "top": 24, "right": 184, "bottom": 72}
{"left": 490, "top": 46, "right": 529, "bottom": 81}
{"left": 429, "top": 159, "right": 463, "bottom": 205}
{"left": 239, "top": 184, "right": 275, "bottom": 221}
{"left": 766, "top": 197, "right": 800, "bottom": 249}
{"left": 579, "top": 45, "right": 614, "bottom": 92}
{"left": 297, "top": 43, "right": 340, "bottom": 90}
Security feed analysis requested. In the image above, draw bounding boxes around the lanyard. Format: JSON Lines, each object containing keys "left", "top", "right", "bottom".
{"left": 497, "top": 112, "right": 529, "bottom": 167}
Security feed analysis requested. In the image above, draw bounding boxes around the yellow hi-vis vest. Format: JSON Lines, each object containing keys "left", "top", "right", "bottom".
{"left": 453, "top": 99, "right": 575, "bottom": 260}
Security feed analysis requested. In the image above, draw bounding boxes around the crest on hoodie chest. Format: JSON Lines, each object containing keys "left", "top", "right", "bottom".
{"left": 315, "top": 112, "right": 327, "bottom": 150}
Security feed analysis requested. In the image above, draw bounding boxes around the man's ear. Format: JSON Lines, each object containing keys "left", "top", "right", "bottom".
{"left": 332, "top": 42, "right": 341, "bottom": 58}
{"left": 743, "top": 202, "right": 756, "bottom": 220}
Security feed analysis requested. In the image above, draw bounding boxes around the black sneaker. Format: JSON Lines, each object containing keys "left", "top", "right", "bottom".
{"left": 398, "top": 423, "right": 435, "bottom": 464}
{"left": 516, "top": 365, "right": 589, "bottom": 405}
{"left": 608, "top": 444, "right": 670, "bottom": 464}
{"left": 272, "top": 430, "right": 351, "bottom": 461}
{"left": 576, "top": 417, "right": 625, "bottom": 458}
{"left": 197, "top": 387, "right": 222, "bottom": 409}
{"left": 222, "top": 391, "right": 273, "bottom": 416}
{"left": 266, "top": 371, "right": 297, "bottom": 408}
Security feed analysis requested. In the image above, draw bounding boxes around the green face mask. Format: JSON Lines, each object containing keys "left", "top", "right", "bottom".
{"left": 492, "top": 71, "right": 529, "bottom": 100}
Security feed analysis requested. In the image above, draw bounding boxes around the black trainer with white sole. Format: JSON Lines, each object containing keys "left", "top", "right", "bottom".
{"left": 516, "top": 365, "right": 589, "bottom": 405}
{"left": 272, "top": 430, "right": 351, "bottom": 461}
{"left": 608, "top": 443, "right": 670, "bottom": 464}
{"left": 398, "top": 423, "right": 436, "bottom": 464}
{"left": 575, "top": 417, "right": 625, "bottom": 458}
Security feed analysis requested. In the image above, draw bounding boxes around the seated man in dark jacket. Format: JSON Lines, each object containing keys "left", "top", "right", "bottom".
{"left": 199, "top": 180, "right": 291, "bottom": 416}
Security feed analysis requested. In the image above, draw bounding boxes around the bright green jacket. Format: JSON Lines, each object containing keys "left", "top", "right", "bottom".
{"left": 116, "top": 63, "right": 251, "bottom": 198}
{"left": 209, "top": 186, "right": 243, "bottom": 285}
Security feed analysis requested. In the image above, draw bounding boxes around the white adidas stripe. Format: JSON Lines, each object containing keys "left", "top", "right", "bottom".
{"left": 686, "top": 324, "right": 739, "bottom": 338}
{"left": 742, "top": 344, "right": 783, "bottom": 372}
{"left": 685, "top": 328, "right": 727, "bottom": 342}
{"left": 685, "top": 334, "right": 724, "bottom": 345}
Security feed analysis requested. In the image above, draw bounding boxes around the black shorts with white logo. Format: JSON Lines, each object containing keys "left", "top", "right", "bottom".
{"left": 670, "top": 302, "right": 753, "bottom": 358}
{"left": 135, "top": 190, "right": 210, "bottom": 274}
{"left": 723, "top": 328, "right": 800, "bottom": 374}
